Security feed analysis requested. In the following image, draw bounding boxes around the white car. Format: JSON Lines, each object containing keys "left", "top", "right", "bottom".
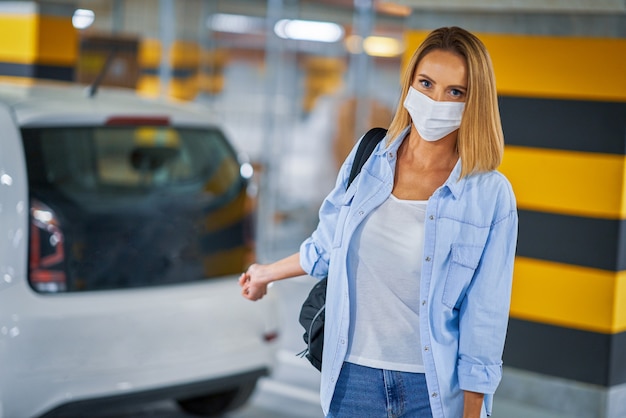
{"left": 0, "top": 81, "right": 279, "bottom": 417}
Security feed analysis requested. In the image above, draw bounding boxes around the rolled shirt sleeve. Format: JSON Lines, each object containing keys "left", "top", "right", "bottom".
{"left": 457, "top": 183, "right": 518, "bottom": 396}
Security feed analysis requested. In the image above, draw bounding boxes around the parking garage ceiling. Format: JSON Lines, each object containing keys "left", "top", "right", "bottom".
{"left": 393, "top": 0, "right": 626, "bottom": 13}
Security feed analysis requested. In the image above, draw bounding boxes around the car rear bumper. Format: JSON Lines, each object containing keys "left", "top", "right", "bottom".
{"left": 39, "top": 367, "right": 268, "bottom": 417}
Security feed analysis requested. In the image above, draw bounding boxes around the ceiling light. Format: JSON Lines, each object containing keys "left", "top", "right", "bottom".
{"left": 72, "top": 9, "right": 95, "bottom": 30}
{"left": 274, "top": 19, "right": 344, "bottom": 43}
{"left": 362, "top": 36, "right": 404, "bottom": 57}
{"left": 207, "top": 13, "right": 264, "bottom": 34}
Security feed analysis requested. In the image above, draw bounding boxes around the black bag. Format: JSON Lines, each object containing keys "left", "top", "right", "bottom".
{"left": 298, "top": 127, "right": 387, "bottom": 371}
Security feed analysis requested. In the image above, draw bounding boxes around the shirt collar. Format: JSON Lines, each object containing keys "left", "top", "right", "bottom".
{"left": 380, "top": 125, "right": 466, "bottom": 200}
{"left": 442, "top": 159, "right": 465, "bottom": 200}
{"left": 376, "top": 126, "right": 409, "bottom": 156}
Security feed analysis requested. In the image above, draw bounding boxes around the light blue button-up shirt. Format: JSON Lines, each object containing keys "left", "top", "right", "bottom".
{"left": 299, "top": 126, "right": 518, "bottom": 417}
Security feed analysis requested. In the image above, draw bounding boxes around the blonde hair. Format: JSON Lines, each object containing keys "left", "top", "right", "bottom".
{"left": 387, "top": 27, "right": 504, "bottom": 178}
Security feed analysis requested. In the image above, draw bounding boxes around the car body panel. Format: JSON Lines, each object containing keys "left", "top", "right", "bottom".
{"left": 0, "top": 102, "right": 29, "bottom": 294}
{"left": 0, "top": 278, "right": 278, "bottom": 417}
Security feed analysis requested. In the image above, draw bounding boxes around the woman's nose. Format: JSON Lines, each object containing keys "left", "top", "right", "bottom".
{"left": 431, "top": 89, "right": 445, "bottom": 102}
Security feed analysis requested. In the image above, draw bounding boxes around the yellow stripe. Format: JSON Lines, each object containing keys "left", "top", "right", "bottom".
{"left": 616, "top": 271, "right": 626, "bottom": 334}
{"left": 139, "top": 38, "right": 161, "bottom": 68}
{"left": 499, "top": 146, "right": 626, "bottom": 219}
{"left": 137, "top": 75, "right": 160, "bottom": 98}
{"left": 0, "top": 15, "right": 38, "bottom": 63}
{"left": 404, "top": 31, "right": 626, "bottom": 101}
{"left": 36, "top": 15, "right": 77, "bottom": 65}
{"left": 169, "top": 41, "right": 199, "bottom": 101}
{"left": 137, "top": 39, "right": 200, "bottom": 101}
{"left": 510, "top": 257, "right": 626, "bottom": 334}
{"left": 487, "top": 35, "right": 626, "bottom": 102}
{"left": 171, "top": 41, "right": 200, "bottom": 69}
{"left": 0, "top": 14, "right": 75, "bottom": 65}
{"left": 0, "top": 75, "right": 39, "bottom": 85}
{"left": 137, "top": 39, "right": 161, "bottom": 98}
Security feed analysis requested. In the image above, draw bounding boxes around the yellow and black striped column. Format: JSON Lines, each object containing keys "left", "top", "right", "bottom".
{"left": 0, "top": 1, "right": 77, "bottom": 82}
{"left": 405, "top": 31, "right": 626, "bottom": 388}
{"left": 199, "top": 49, "right": 228, "bottom": 95}
{"left": 137, "top": 38, "right": 200, "bottom": 101}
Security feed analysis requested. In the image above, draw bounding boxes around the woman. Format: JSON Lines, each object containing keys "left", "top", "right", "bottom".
{"left": 240, "top": 26, "right": 518, "bottom": 418}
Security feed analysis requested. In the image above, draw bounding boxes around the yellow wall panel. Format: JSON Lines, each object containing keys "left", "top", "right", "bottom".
{"left": 615, "top": 268, "right": 626, "bottom": 333}
{"left": 500, "top": 146, "right": 626, "bottom": 219}
{"left": 404, "top": 31, "right": 626, "bottom": 101}
{"left": 0, "top": 15, "right": 75, "bottom": 65}
{"left": 139, "top": 38, "right": 161, "bottom": 68}
{"left": 37, "top": 15, "right": 77, "bottom": 65}
{"left": 510, "top": 257, "right": 626, "bottom": 333}
{"left": 171, "top": 41, "right": 200, "bottom": 68}
{"left": 0, "top": 15, "right": 37, "bottom": 63}
{"left": 137, "top": 75, "right": 160, "bottom": 98}
{"left": 486, "top": 35, "right": 626, "bottom": 102}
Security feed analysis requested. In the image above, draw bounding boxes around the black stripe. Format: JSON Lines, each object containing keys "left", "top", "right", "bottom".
{"left": 140, "top": 67, "right": 197, "bottom": 79}
{"left": 79, "top": 40, "right": 139, "bottom": 53}
{"left": 0, "top": 62, "right": 74, "bottom": 81}
{"left": 504, "top": 318, "right": 626, "bottom": 386}
{"left": 141, "top": 67, "right": 159, "bottom": 76}
{"left": 500, "top": 96, "right": 626, "bottom": 155}
{"left": 517, "top": 210, "right": 625, "bottom": 271}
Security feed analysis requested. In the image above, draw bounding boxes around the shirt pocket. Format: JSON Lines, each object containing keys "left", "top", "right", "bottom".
{"left": 442, "top": 244, "right": 483, "bottom": 309}
{"left": 332, "top": 190, "right": 356, "bottom": 249}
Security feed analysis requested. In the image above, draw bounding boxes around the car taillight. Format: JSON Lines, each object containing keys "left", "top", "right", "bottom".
{"left": 29, "top": 199, "right": 67, "bottom": 293}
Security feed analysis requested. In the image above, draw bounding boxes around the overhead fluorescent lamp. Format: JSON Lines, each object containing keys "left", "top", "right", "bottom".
{"left": 207, "top": 13, "right": 264, "bottom": 34}
{"left": 72, "top": 9, "right": 95, "bottom": 30}
{"left": 362, "top": 36, "right": 404, "bottom": 57}
{"left": 274, "top": 19, "right": 344, "bottom": 43}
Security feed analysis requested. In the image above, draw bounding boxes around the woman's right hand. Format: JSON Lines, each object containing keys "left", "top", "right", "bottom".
{"left": 239, "top": 263, "right": 272, "bottom": 301}
{"left": 238, "top": 253, "right": 306, "bottom": 301}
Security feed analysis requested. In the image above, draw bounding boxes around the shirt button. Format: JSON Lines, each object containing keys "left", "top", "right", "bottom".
{"left": 425, "top": 256, "right": 431, "bottom": 262}
{"left": 429, "top": 215, "right": 434, "bottom": 220}
{"left": 331, "top": 377, "right": 336, "bottom": 383}
{"left": 424, "top": 346, "right": 429, "bottom": 351}
{"left": 340, "top": 339, "right": 346, "bottom": 344}
{"left": 431, "top": 392, "right": 438, "bottom": 398}
{"left": 358, "top": 210, "right": 364, "bottom": 216}
{"left": 422, "top": 300, "right": 426, "bottom": 306}
{"left": 388, "top": 152, "right": 394, "bottom": 159}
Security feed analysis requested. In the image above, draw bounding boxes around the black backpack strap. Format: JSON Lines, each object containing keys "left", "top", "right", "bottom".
{"left": 347, "top": 127, "right": 387, "bottom": 188}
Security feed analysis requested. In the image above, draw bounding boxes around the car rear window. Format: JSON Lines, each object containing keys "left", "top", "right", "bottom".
{"left": 21, "top": 126, "right": 253, "bottom": 293}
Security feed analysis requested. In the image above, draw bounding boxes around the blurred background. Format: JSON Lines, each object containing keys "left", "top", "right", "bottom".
{"left": 0, "top": 0, "right": 624, "bottom": 417}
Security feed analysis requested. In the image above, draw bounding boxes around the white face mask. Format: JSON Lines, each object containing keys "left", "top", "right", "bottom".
{"left": 403, "top": 86, "right": 465, "bottom": 141}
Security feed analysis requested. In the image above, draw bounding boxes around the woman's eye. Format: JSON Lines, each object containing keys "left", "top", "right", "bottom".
{"left": 419, "top": 79, "right": 431, "bottom": 88}
{"left": 450, "top": 89, "right": 463, "bottom": 97}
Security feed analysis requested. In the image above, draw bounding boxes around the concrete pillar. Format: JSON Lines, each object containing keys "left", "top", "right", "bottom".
{"left": 0, "top": 1, "right": 77, "bottom": 82}
{"left": 136, "top": 1, "right": 201, "bottom": 101}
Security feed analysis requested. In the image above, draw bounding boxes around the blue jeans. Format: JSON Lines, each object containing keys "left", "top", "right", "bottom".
{"left": 327, "top": 362, "right": 433, "bottom": 418}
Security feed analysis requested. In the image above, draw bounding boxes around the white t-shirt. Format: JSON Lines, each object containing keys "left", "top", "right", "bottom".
{"left": 346, "top": 194, "right": 427, "bottom": 373}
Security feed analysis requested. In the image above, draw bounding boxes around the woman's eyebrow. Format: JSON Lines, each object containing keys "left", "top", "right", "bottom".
{"left": 416, "top": 73, "right": 434, "bottom": 82}
{"left": 416, "top": 74, "right": 467, "bottom": 90}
